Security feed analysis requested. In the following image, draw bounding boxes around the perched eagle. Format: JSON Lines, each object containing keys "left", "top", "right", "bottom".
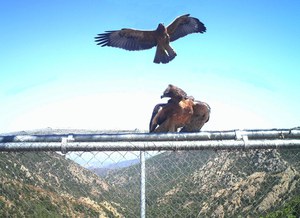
{"left": 95, "top": 14, "right": 206, "bottom": 64}
{"left": 149, "top": 84, "right": 210, "bottom": 133}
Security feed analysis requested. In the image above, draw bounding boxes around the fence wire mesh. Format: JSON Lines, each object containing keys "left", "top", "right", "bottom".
{"left": 1, "top": 128, "right": 300, "bottom": 217}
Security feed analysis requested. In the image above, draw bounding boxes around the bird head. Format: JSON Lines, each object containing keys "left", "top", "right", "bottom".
{"left": 156, "top": 23, "right": 166, "bottom": 33}
{"left": 161, "top": 84, "right": 187, "bottom": 100}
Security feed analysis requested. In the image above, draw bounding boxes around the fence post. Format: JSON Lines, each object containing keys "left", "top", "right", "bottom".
{"left": 140, "top": 150, "right": 146, "bottom": 218}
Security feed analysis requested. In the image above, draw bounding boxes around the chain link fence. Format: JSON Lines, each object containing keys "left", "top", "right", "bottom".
{"left": 1, "top": 128, "right": 300, "bottom": 217}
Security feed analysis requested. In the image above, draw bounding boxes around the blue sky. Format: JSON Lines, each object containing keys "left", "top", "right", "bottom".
{"left": 1, "top": 0, "right": 299, "bottom": 133}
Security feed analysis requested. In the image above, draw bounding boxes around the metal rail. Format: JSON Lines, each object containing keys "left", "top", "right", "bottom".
{"left": 1, "top": 128, "right": 300, "bottom": 152}
{"left": 1, "top": 128, "right": 300, "bottom": 143}
{"left": 1, "top": 139, "right": 300, "bottom": 152}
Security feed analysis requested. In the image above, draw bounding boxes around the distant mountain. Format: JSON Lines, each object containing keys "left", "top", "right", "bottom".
{"left": 90, "top": 159, "right": 140, "bottom": 177}
{"left": 103, "top": 148, "right": 300, "bottom": 217}
{"left": 0, "top": 151, "right": 124, "bottom": 217}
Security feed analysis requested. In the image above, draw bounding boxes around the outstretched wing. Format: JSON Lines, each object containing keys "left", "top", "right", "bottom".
{"left": 180, "top": 100, "right": 210, "bottom": 132}
{"left": 95, "top": 28, "right": 157, "bottom": 51}
{"left": 167, "top": 14, "right": 206, "bottom": 42}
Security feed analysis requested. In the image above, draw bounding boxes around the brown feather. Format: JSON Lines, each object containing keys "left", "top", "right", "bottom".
{"left": 167, "top": 14, "right": 206, "bottom": 42}
{"left": 95, "top": 29, "right": 157, "bottom": 51}
{"left": 149, "top": 103, "right": 166, "bottom": 132}
{"left": 150, "top": 99, "right": 194, "bottom": 133}
{"left": 180, "top": 101, "right": 211, "bottom": 132}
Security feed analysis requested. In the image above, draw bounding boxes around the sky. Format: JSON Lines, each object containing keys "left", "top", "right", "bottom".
{"left": 1, "top": 0, "right": 300, "bottom": 133}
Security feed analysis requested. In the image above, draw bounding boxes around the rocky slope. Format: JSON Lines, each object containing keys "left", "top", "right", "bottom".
{"left": 103, "top": 148, "right": 300, "bottom": 217}
{"left": 0, "top": 151, "right": 124, "bottom": 217}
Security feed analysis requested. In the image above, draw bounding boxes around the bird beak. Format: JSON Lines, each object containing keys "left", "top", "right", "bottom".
{"left": 160, "top": 95, "right": 164, "bottom": 99}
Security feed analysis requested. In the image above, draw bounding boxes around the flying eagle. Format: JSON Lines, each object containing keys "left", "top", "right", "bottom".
{"left": 95, "top": 14, "right": 206, "bottom": 64}
{"left": 149, "top": 84, "right": 210, "bottom": 132}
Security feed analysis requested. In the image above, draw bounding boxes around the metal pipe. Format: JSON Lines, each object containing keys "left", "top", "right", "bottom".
{"left": 1, "top": 139, "right": 300, "bottom": 152}
{"left": 1, "top": 128, "right": 300, "bottom": 143}
{"left": 140, "top": 150, "right": 146, "bottom": 218}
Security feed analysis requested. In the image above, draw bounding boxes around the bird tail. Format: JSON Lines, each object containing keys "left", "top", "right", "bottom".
{"left": 165, "top": 45, "right": 177, "bottom": 62}
{"left": 153, "top": 46, "right": 177, "bottom": 64}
